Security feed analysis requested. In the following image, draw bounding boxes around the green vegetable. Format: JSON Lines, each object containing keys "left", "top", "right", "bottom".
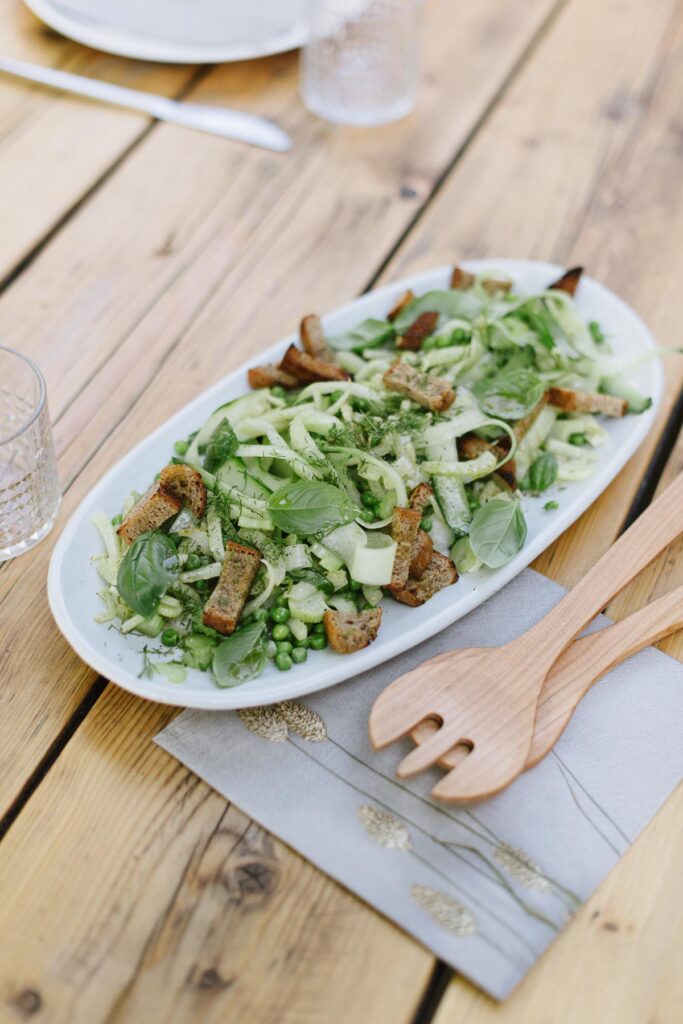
{"left": 204, "top": 417, "right": 239, "bottom": 473}
{"left": 287, "top": 567, "right": 335, "bottom": 596}
{"left": 469, "top": 499, "right": 527, "bottom": 568}
{"left": 154, "top": 662, "right": 187, "bottom": 684}
{"left": 275, "top": 652, "right": 293, "bottom": 671}
{"left": 135, "top": 614, "right": 164, "bottom": 637}
{"left": 420, "top": 516, "right": 433, "bottom": 532}
{"left": 328, "top": 318, "right": 395, "bottom": 352}
{"left": 117, "top": 531, "right": 177, "bottom": 619}
{"left": 544, "top": 500, "right": 559, "bottom": 511}
{"left": 161, "top": 628, "right": 180, "bottom": 647}
{"left": 569, "top": 433, "right": 586, "bottom": 446}
{"left": 524, "top": 452, "right": 558, "bottom": 493}
{"left": 270, "top": 606, "right": 290, "bottom": 624}
{"left": 267, "top": 480, "right": 358, "bottom": 536}
{"left": 212, "top": 621, "right": 267, "bottom": 687}
{"left": 310, "top": 634, "right": 328, "bottom": 650}
{"left": 472, "top": 369, "right": 545, "bottom": 420}
{"left": 182, "top": 634, "right": 217, "bottom": 671}
{"left": 174, "top": 439, "right": 190, "bottom": 456}
{"left": 291, "top": 647, "right": 307, "bottom": 664}
{"left": 272, "top": 624, "right": 290, "bottom": 641}
{"left": 276, "top": 641, "right": 293, "bottom": 655}
{"left": 588, "top": 320, "right": 606, "bottom": 346}
{"left": 392, "top": 290, "right": 482, "bottom": 334}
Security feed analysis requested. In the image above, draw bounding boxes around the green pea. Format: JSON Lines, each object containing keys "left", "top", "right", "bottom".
{"left": 435, "top": 334, "right": 451, "bottom": 349}
{"left": 276, "top": 641, "right": 293, "bottom": 655}
{"left": 174, "top": 439, "right": 190, "bottom": 456}
{"left": 329, "top": 390, "right": 343, "bottom": 403}
{"left": 349, "top": 579, "right": 363, "bottom": 592}
{"left": 312, "top": 622, "right": 326, "bottom": 635}
{"left": 310, "top": 634, "right": 328, "bottom": 650}
{"left": 195, "top": 579, "right": 209, "bottom": 592}
{"left": 272, "top": 623, "right": 290, "bottom": 642}
{"left": 421, "top": 337, "right": 437, "bottom": 352}
{"left": 275, "top": 653, "right": 293, "bottom": 671}
{"left": 569, "top": 433, "right": 587, "bottom": 446}
{"left": 185, "top": 552, "right": 201, "bottom": 570}
{"left": 271, "top": 385, "right": 286, "bottom": 399}
{"left": 544, "top": 500, "right": 559, "bottom": 511}
{"left": 274, "top": 594, "right": 290, "bottom": 608}
{"left": 354, "top": 398, "right": 371, "bottom": 413}
{"left": 359, "top": 509, "right": 375, "bottom": 523}
{"left": 420, "top": 516, "right": 433, "bottom": 532}
{"left": 361, "top": 491, "right": 378, "bottom": 509}
{"left": 253, "top": 608, "right": 269, "bottom": 622}
{"left": 111, "top": 513, "right": 123, "bottom": 527}
{"left": 161, "top": 628, "right": 179, "bottom": 647}
{"left": 452, "top": 327, "right": 469, "bottom": 343}
{"left": 291, "top": 647, "right": 307, "bottom": 664}
{"left": 270, "top": 606, "right": 289, "bottom": 624}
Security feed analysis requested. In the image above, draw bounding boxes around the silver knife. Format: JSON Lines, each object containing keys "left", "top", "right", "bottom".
{"left": 0, "top": 55, "right": 292, "bottom": 152}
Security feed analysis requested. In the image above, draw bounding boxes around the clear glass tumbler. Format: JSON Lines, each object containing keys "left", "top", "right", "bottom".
{"left": 0, "top": 347, "right": 60, "bottom": 560}
{"left": 300, "top": 0, "right": 422, "bottom": 126}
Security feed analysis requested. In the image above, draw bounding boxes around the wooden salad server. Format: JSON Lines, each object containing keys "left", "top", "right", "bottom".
{"left": 410, "top": 582, "right": 683, "bottom": 770}
{"left": 369, "top": 472, "right": 683, "bottom": 803}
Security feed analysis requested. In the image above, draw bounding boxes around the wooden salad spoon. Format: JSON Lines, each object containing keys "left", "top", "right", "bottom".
{"left": 410, "top": 582, "right": 683, "bottom": 770}
{"left": 369, "top": 472, "right": 683, "bottom": 803}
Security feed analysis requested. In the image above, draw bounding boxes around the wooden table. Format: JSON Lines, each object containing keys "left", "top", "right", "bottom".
{"left": 0, "top": 0, "right": 681, "bottom": 1019}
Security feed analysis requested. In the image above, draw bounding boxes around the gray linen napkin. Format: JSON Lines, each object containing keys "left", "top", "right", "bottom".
{"left": 155, "top": 568, "right": 683, "bottom": 999}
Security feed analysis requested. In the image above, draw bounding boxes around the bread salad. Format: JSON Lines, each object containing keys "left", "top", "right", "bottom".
{"left": 92, "top": 265, "right": 653, "bottom": 688}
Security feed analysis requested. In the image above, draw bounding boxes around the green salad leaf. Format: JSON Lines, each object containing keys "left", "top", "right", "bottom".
{"left": 287, "top": 567, "right": 335, "bottom": 596}
{"left": 469, "top": 499, "right": 527, "bottom": 568}
{"left": 267, "top": 481, "right": 359, "bottom": 536}
{"left": 524, "top": 452, "right": 558, "bottom": 492}
{"left": 472, "top": 368, "right": 545, "bottom": 419}
{"left": 117, "top": 530, "right": 177, "bottom": 618}
{"left": 204, "top": 417, "right": 239, "bottom": 473}
{"left": 328, "top": 318, "right": 395, "bottom": 352}
{"left": 392, "top": 290, "right": 482, "bottom": 333}
{"left": 212, "top": 621, "right": 267, "bottom": 687}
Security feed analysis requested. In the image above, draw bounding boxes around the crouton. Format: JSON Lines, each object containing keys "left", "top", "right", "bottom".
{"left": 300, "top": 314, "right": 333, "bottom": 360}
{"left": 391, "top": 551, "right": 458, "bottom": 607}
{"left": 548, "top": 266, "right": 583, "bottom": 297}
{"left": 387, "top": 289, "right": 415, "bottom": 322}
{"left": 280, "top": 344, "right": 350, "bottom": 384}
{"left": 450, "top": 266, "right": 475, "bottom": 290}
{"left": 159, "top": 464, "right": 207, "bottom": 519}
{"left": 388, "top": 506, "right": 422, "bottom": 590}
{"left": 481, "top": 278, "right": 512, "bottom": 296}
{"left": 248, "top": 364, "right": 299, "bottom": 390}
{"left": 383, "top": 362, "right": 455, "bottom": 412}
{"left": 513, "top": 396, "right": 548, "bottom": 443}
{"left": 547, "top": 386, "right": 627, "bottom": 418}
{"left": 323, "top": 608, "right": 382, "bottom": 653}
{"left": 458, "top": 434, "right": 517, "bottom": 491}
{"left": 409, "top": 482, "right": 434, "bottom": 517}
{"left": 202, "top": 541, "right": 261, "bottom": 635}
{"left": 409, "top": 529, "right": 433, "bottom": 580}
{"left": 397, "top": 311, "right": 439, "bottom": 351}
{"left": 116, "top": 483, "right": 181, "bottom": 545}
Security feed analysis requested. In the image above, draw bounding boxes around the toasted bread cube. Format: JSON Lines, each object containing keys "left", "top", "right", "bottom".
{"left": 300, "top": 314, "right": 332, "bottom": 360}
{"left": 513, "top": 396, "right": 549, "bottom": 443}
{"left": 324, "top": 608, "right": 382, "bottom": 653}
{"left": 409, "top": 482, "right": 434, "bottom": 517}
{"left": 383, "top": 362, "right": 455, "bottom": 412}
{"left": 159, "top": 464, "right": 207, "bottom": 519}
{"left": 248, "top": 364, "right": 299, "bottom": 390}
{"left": 457, "top": 435, "right": 517, "bottom": 491}
{"left": 450, "top": 266, "right": 475, "bottom": 290}
{"left": 546, "top": 386, "right": 627, "bottom": 418}
{"left": 387, "top": 289, "right": 415, "bottom": 322}
{"left": 202, "top": 542, "right": 261, "bottom": 635}
{"left": 116, "top": 483, "right": 181, "bottom": 545}
{"left": 280, "top": 344, "right": 349, "bottom": 384}
{"left": 409, "top": 529, "right": 433, "bottom": 580}
{"left": 391, "top": 551, "right": 458, "bottom": 607}
{"left": 397, "top": 311, "right": 439, "bottom": 351}
{"left": 548, "top": 266, "right": 583, "bottom": 296}
{"left": 388, "top": 506, "right": 422, "bottom": 590}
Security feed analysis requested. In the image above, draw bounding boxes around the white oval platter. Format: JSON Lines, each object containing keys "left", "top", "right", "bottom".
{"left": 48, "top": 259, "right": 663, "bottom": 709}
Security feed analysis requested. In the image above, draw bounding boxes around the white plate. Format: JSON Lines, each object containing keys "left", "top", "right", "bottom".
{"left": 48, "top": 260, "right": 663, "bottom": 709}
{"left": 23, "top": 0, "right": 306, "bottom": 64}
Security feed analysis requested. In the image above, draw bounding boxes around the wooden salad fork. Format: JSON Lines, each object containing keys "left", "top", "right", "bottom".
{"left": 410, "top": 582, "right": 683, "bottom": 770}
{"left": 369, "top": 473, "right": 683, "bottom": 803}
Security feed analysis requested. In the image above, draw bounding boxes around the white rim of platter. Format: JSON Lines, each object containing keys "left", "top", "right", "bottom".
{"left": 23, "top": 0, "right": 307, "bottom": 64}
{"left": 48, "top": 259, "right": 664, "bottom": 710}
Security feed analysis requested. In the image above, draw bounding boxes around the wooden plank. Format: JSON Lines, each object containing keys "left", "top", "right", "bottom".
{"left": 431, "top": 429, "right": 683, "bottom": 1023}
{"left": 0, "top": 1, "right": 195, "bottom": 281}
{"left": 0, "top": 0, "right": 561, "bottom": 816}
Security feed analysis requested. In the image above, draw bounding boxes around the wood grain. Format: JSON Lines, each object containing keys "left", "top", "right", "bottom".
{"left": 0, "top": 0, "right": 195, "bottom": 281}
{"left": 0, "top": 0, "right": 562, "bottom": 817}
{"left": 431, "top": 429, "right": 683, "bottom": 1023}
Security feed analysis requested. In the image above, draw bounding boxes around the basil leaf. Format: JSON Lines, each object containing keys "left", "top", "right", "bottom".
{"left": 287, "top": 567, "right": 335, "bottom": 596}
{"left": 212, "top": 621, "right": 267, "bottom": 687}
{"left": 469, "top": 499, "right": 527, "bottom": 568}
{"left": 117, "top": 530, "right": 177, "bottom": 618}
{"left": 472, "top": 368, "right": 545, "bottom": 420}
{"left": 204, "top": 418, "right": 239, "bottom": 473}
{"left": 524, "top": 452, "right": 558, "bottom": 493}
{"left": 328, "top": 318, "right": 395, "bottom": 352}
{"left": 392, "top": 290, "right": 482, "bottom": 334}
{"left": 267, "top": 481, "right": 359, "bottom": 536}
